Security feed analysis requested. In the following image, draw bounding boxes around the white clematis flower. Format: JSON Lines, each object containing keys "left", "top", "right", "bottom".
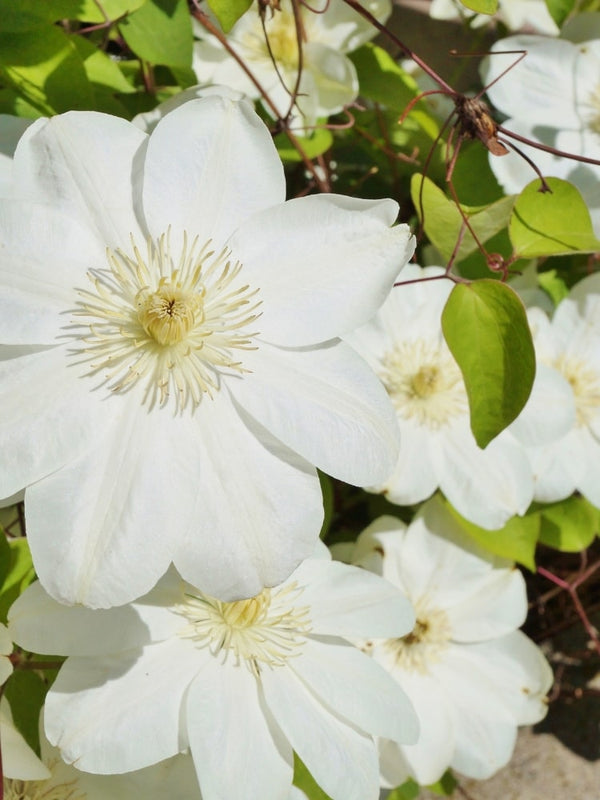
{"left": 192, "top": 0, "right": 391, "bottom": 127}
{"left": 339, "top": 496, "right": 552, "bottom": 786}
{"left": 8, "top": 554, "right": 419, "bottom": 800}
{"left": 481, "top": 34, "right": 600, "bottom": 233}
{"left": 345, "top": 264, "right": 534, "bottom": 530}
{"left": 515, "top": 294, "right": 600, "bottom": 506}
{"left": 0, "top": 95, "right": 413, "bottom": 608}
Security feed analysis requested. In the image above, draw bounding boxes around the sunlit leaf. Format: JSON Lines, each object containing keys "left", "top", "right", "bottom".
{"left": 0, "top": 0, "right": 82, "bottom": 30}
{"left": 0, "top": 539, "right": 35, "bottom": 624}
{"left": 350, "top": 43, "right": 419, "bottom": 111}
{"left": 544, "top": 0, "right": 575, "bottom": 25}
{"left": 427, "top": 770, "right": 459, "bottom": 796}
{"left": 459, "top": 0, "right": 498, "bottom": 12}
{"left": 410, "top": 173, "right": 515, "bottom": 264}
{"left": 73, "top": 0, "right": 147, "bottom": 22}
{"left": 207, "top": 0, "right": 253, "bottom": 32}
{"left": 442, "top": 280, "right": 536, "bottom": 447}
{"left": 510, "top": 178, "right": 600, "bottom": 257}
{"left": 538, "top": 496, "right": 598, "bottom": 552}
{"left": 119, "top": 0, "right": 193, "bottom": 67}
{"left": 0, "top": 27, "right": 92, "bottom": 114}
{"left": 445, "top": 499, "right": 540, "bottom": 570}
{"left": 275, "top": 127, "right": 334, "bottom": 162}
{"left": 387, "top": 779, "right": 420, "bottom": 800}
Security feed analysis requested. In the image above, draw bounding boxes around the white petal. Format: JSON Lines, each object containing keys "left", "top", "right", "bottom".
{"left": 304, "top": 42, "right": 358, "bottom": 116}
{"left": 456, "top": 632, "right": 552, "bottom": 725}
{"left": 0, "top": 698, "right": 50, "bottom": 780}
{"left": 292, "top": 558, "right": 414, "bottom": 639}
{"left": 376, "top": 671, "right": 454, "bottom": 786}
{"left": 378, "top": 422, "right": 439, "bottom": 505}
{"left": 438, "top": 422, "right": 533, "bottom": 530}
{"left": 262, "top": 666, "right": 380, "bottom": 800}
{"left": 230, "top": 340, "right": 400, "bottom": 485}
{"left": 228, "top": 194, "right": 414, "bottom": 346}
{"left": 173, "top": 393, "right": 322, "bottom": 601}
{"left": 186, "top": 659, "right": 293, "bottom": 800}
{"left": 292, "top": 638, "right": 418, "bottom": 744}
{"left": 0, "top": 201, "right": 106, "bottom": 344}
{"left": 9, "top": 573, "right": 183, "bottom": 656}
{"left": 26, "top": 400, "right": 191, "bottom": 608}
{"left": 310, "top": 0, "right": 391, "bottom": 51}
{"left": 0, "top": 346, "right": 111, "bottom": 500}
{"left": 12, "top": 112, "right": 146, "bottom": 248}
{"left": 510, "top": 362, "right": 576, "bottom": 446}
{"left": 142, "top": 96, "right": 285, "bottom": 248}
{"left": 45, "top": 639, "right": 198, "bottom": 773}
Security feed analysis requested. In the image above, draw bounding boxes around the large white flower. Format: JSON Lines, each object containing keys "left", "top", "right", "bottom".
{"left": 0, "top": 95, "right": 413, "bottom": 608}
{"left": 515, "top": 292, "right": 600, "bottom": 506}
{"left": 8, "top": 554, "right": 419, "bottom": 800}
{"left": 192, "top": 0, "right": 391, "bottom": 127}
{"left": 345, "top": 264, "right": 537, "bottom": 529}
{"left": 481, "top": 34, "right": 600, "bottom": 233}
{"left": 339, "top": 496, "right": 552, "bottom": 786}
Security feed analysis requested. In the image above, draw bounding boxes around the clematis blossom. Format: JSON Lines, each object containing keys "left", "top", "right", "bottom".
{"left": 8, "top": 553, "right": 419, "bottom": 800}
{"left": 338, "top": 497, "right": 552, "bottom": 786}
{"left": 192, "top": 0, "right": 391, "bottom": 128}
{"left": 0, "top": 95, "right": 413, "bottom": 608}
{"left": 344, "top": 264, "right": 538, "bottom": 529}
{"left": 481, "top": 34, "right": 600, "bottom": 233}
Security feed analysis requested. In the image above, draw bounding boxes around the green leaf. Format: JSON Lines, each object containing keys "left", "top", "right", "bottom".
{"left": 206, "top": 0, "right": 252, "bottom": 32}
{"left": 387, "top": 779, "right": 420, "bottom": 800}
{"left": 4, "top": 670, "right": 48, "bottom": 756}
{"left": 350, "top": 43, "right": 419, "bottom": 111}
{"left": 537, "top": 268, "right": 570, "bottom": 307}
{"left": 70, "top": 35, "right": 134, "bottom": 115}
{"left": 0, "top": 0, "right": 82, "bottom": 30}
{"left": 119, "top": 0, "right": 193, "bottom": 67}
{"left": 73, "top": 0, "right": 147, "bottom": 22}
{"left": 538, "top": 496, "right": 598, "bottom": 552}
{"left": 318, "top": 471, "right": 335, "bottom": 541}
{"left": 459, "top": 0, "right": 498, "bottom": 12}
{"left": 545, "top": 0, "right": 575, "bottom": 25}
{"left": 445, "top": 499, "right": 540, "bottom": 570}
{"left": 0, "top": 539, "right": 35, "bottom": 624}
{"left": 275, "top": 127, "right": 333, "bottom": 161}
{"left": 510, "top": 178, "right": 600, "bottom": 258}
{"left": 0, "top": 27, "right": 93, "bottom": 114}
{"left": 410, "top": 173, "right": 515, "bottom": 264}
{"left": 441, "top": 280, "right": 536, "bottom": 447}
{"left": 293, "top": 753, "right": 333, "bottom": 800}
{"left": 0, "top": 534, "right": 12, "bottom": 595}
{"left": 427, "top": 770, "right": 459, "bottom": 796}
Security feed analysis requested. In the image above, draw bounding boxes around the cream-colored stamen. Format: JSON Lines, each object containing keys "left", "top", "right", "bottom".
{"left": 384, "top": 598, "right": 452, "bottom": 674}
{"left": 379, "top": 339, "right": 467, "bottom": 428}
{"left": 176, "top": 584, "right": 311, "bottom": 676}
{"left": 555, "top": 354, "right": 600, "bottom": 428}
{"left": 70, "top": 230, "right": 261, "bottom": 411}
{"left": 4, "top": 774, "right": 85, "bottom": 800}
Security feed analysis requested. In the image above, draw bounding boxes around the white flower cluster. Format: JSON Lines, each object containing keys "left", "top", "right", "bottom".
{"left": 0, "top": 1, "right": 569, "bottom": 798}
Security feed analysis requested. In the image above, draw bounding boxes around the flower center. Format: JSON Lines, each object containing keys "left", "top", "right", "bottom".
{"left": 3, "top": 776, "right": 85, "bottom": 800}
{"left": 71, "top": 231, "right": 261, "bottom": 411}
{"left": 379, "top": 339, "right": 467, "bottom": 428}
{"left": 556, "top": 354, "right": 600, "bottom": 428}
{"left": 384, "top": 601, "right": 452, "bottom": 675}
{"left": 176, "top": 584, "right": 312, "bottom": 675}
{"left": 585, "top": 83, "right": 600, "bottom": 135}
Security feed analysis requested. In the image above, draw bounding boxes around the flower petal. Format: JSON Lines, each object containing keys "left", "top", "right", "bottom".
{"left": 12, "top": 112, "right": 146, "bottom": 248}
{"left": 142, "top": 96, "right": 285, "bottom": 248}
{"left": 228, "top": 194, "right": 414, "bottom": 346}
{"left": 173, "top": 392, "right": 323, "bottom": 601}
{"left": 186, "top": 659, "right": 293, "bottom": 800}
{"left": 304, "top": 42, "right": 358, "bottom": 116}
{"left": 262, "top": 666, "right": 380, "bottom": 800}
{"left": 230, "top": 340, "right": 400, "bottom": 485}
{"left": 45, "top": 639, "right": 197, "bottom": 773}
{"left": 292, "top": 638, "right": 418, "bottom": 744}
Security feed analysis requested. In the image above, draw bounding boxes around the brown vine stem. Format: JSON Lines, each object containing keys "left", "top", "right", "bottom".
{"left": 190, "top": 4, "right": 328, "bottom": 192}
{"left": 537, "top": 560, "right": 600, "bottom": 659}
